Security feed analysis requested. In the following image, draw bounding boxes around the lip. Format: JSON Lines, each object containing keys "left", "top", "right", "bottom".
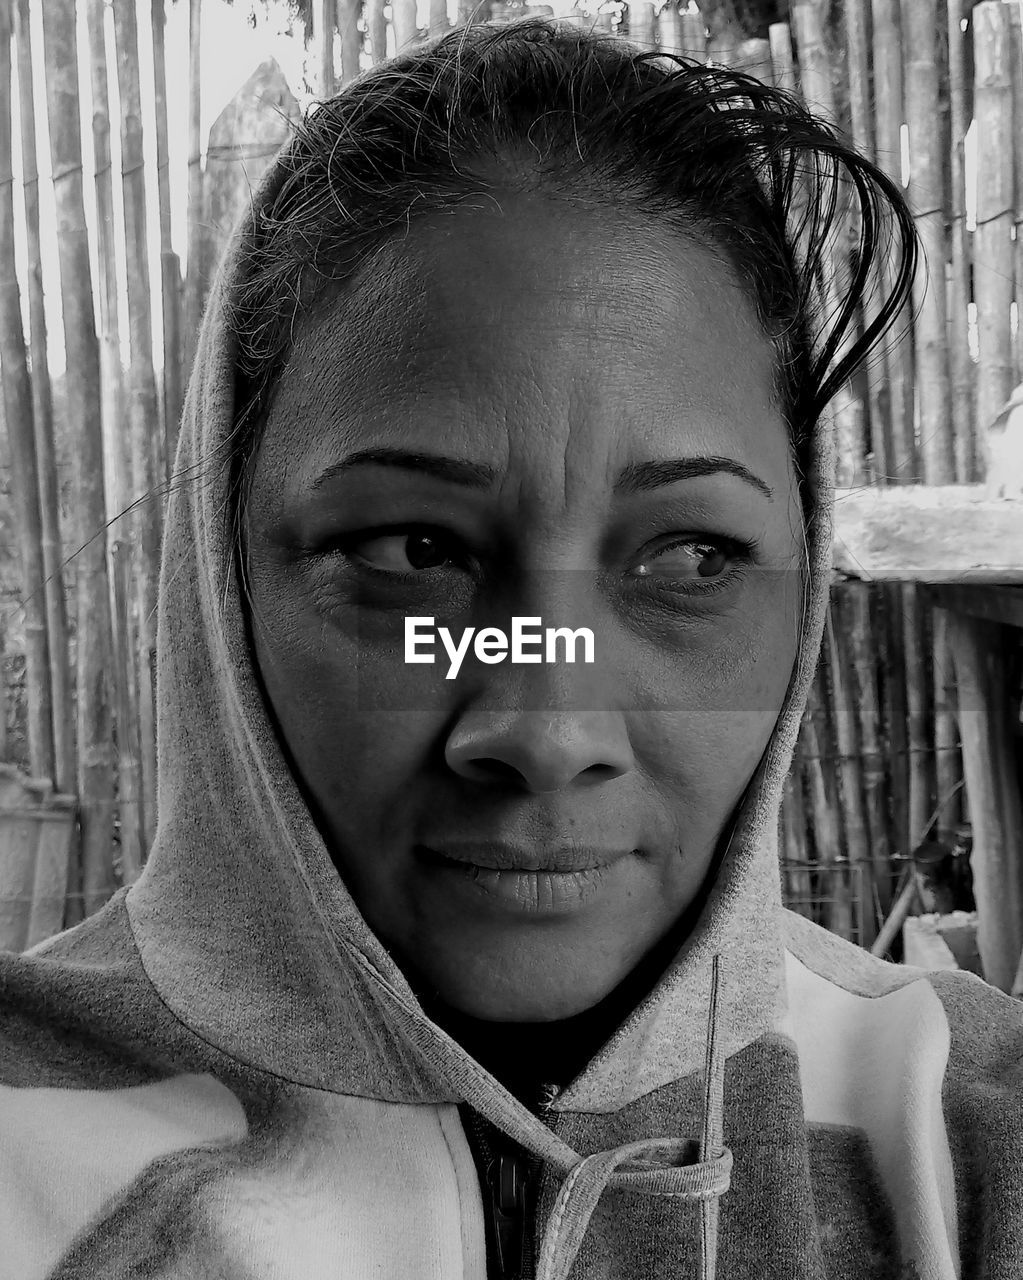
{"left": 416, "top": 842, "right": 633, "bottom": 873}
{"left": 415, "top": 844, "right": 632, "bottom": 914}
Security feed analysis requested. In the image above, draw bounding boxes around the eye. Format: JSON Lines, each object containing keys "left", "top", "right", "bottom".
{"left": 347, "top": 529, "right": 459, "bottom": 573}
{"left": 630, "top": 537, "right": 738, "bottom": 580}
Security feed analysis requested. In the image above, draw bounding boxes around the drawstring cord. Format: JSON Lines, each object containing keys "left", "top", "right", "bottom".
{"left": 534, "top": 956, "right": 730, "bottom": 1280}
{"left": 699, "top": 955, "right": 726, "bottom": 1280}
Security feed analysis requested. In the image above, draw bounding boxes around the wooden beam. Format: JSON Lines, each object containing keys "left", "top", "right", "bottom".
{"left": 833, "top": 485, "right": 1023, "bottom": 583}
{"left": 944, "top": 613, "right": 1023, "bottom": 993}
{"left": 921, "top": 584, "right": 1023, "bottom": 629}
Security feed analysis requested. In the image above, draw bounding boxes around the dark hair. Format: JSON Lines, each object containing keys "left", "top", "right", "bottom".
{"left": 227, "top": 15, "right": 918, "bottom": 517}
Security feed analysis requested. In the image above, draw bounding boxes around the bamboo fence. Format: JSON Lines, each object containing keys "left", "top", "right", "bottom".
{"left": 0, "top": 0, "right": 1020, "bottom": 952}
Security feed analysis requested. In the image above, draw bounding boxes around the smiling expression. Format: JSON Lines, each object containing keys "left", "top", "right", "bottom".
{"left": 241, "top": 192, "right": 805, "bottom": 1021}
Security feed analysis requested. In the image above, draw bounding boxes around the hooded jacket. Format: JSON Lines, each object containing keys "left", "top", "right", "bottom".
{"left": 2, "top": 115, "right": 1023, "bottom": 1280}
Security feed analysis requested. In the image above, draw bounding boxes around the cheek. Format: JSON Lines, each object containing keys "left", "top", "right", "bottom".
{"left": 630, "top": 579, "right": 801, "bottom": 791}
{"left": 247, "top": 566, "right": 445, "bottom": 796}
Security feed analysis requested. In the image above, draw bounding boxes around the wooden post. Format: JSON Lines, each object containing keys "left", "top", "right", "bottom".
{"left": 803, "top": 674, "right": 854, "bottom": 940}
{"left": 319, "top": 0, "right": 335, "bottom": 95}
{"left": 972, "top": 2, "right": 1016, "bottom": 455}
{"left": 0, "top": 0, "right": 54, "bottom": 784}
{"left": 790, "top": 0, "right": 867, "bottom": 487}
{"left": 845, "top": 583, "right": 894, "bottom": 914}
{"left": 902, "top": 0, "right": 953, "bottom": 485}
{"left": 40, "top": 0, "right": 118, "bottom": 916}
{"left": 946, "top": 613, "right": 1023, "bottom": 993}
{"left": 1011, "top": 5, "right": 1023, "bottom": 387}
{"left": 768, "top": 22, "right": 796, "bottom": 93}
{"left": 85, "top": 0, "right": 127, "bottom": 525}
{"left": 657, "top": 2, "right": 682, "bottom": 56}
{"left": 946, "top": 0, "right": 975, "bottom": 481}
{"left": 871, "top": 0, "right": 914, "bottom": 480}
{"left": 151, "top": 0, "right": 183, "bottom": 482}
{"left": 825, "top": 597, "right": 876, "bottom": 944}
{"left": 338, "top": 0, "right": 362, "bottom": 85}
{"left": 0, "top": 608, "right": 7, "bottom": 762}
{"left": 112, "top": 0, "right": 164, "bottom": 856}
{"left": 14, "top": 0, "right": 73, "bottom": 794}
{"left": 932, "top": 607, "right": 962, "bottom": 836}
{"left": 183, "top": 0, "right": 204, "bottom": 378}
{"left": 429, "top": 0, "right": 448, "bottom": 40}
{"left": 366, "top": 0, "right": 387, "bottom": 63}
{"left": 392, "top": 0, "right": 418, "bottom": 52}
{"left": 681, "top": 10, "right": 707, "bottom": 63}
{"left": 85, "top": 0, "right": 143, "bottom": 885}
{"left": 628, "top": 1, "right": 656, "bottom": 51}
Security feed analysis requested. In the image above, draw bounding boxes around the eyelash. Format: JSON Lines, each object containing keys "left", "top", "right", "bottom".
{"left": 323, "top": 526, "right": 759, "bottom": 595}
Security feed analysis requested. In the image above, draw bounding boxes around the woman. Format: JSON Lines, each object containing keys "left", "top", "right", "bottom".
{"left": 2, "top": 17, "right": 1020, "bottom": 1280}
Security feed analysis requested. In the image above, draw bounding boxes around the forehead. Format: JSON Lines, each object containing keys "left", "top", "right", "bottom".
{"left": 251, "top": 195, "right": 788, "bottom": 498}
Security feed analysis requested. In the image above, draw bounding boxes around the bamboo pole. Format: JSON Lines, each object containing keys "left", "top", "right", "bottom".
{"left": 843, "top": 0, "right": 873, "bottom": 159}
{"left": 946, "top": 0, "right": 975, "bottom": 481}
{"left": 392, "top": 0, "right": 418, "bottom": 53}
{"left": 112, "top": 0, "right": 162, "bottom": 856}
{"left": 338, "top": 0, "right": 361, "bottom": 85}
{"left": 319, "top": 0, "right": 335, "bottom": 94}
{"left": 14, "top": 0, "right": 73, "bottom": 793}
{"left": 183, "top": 0, "right": 204, "bottom": 378}
{"left": 366, "top": 0, "right": 386, "bottom": 63}
{"left": 1012, "top": 5, "right": 1023, "bottom": 387}
{"left": 0, "top": 608, "right": 7, "bottom": 761}
{"left": 768, "top": 22, "right": 796, "bottom": 93}
{"left": 880, "top": 582, "right": 910, "bottom": 859}
{"left": 946, "top": 613, "right": 1023, "bottom": 993}
{"left": 871, "top": 0, "right": 914, "bottom": 480}
{"left": 824, "top": 597, "right": 876, "bottom": 944}
{"left": 903, "top": 0, "right": 954, "bottom": 485}
{"left": 972, "top": 2, "right": 1016, "bottom": 454}
{"left": 428, "top": 0, "right": 448, "bottom": 40}
{"left": 790, "top": 0, "right": 867, "bottom": 488}
{"left": 730, "top": 37, "right": 771, "bottom": 80}
{"left": 803, "top": 673, "right": 854, "bottom": 940}
{"left": 931, "top": 607, "right": 961, "bottom": 838}
{"left": 790, "top": 0, "right": 835, "bottom": 121}
{"left": 780, "top": 758, "right": 811, "bottom": 909}
{"left": 85, "top": 0, "right": 127, "bottom": 525}
{"left": 0, "top": 0, "right": 54, "bottom": 784}
{"left": 628, "top": 1, "right": 656, "bottom": 51}
{"left": 457, "top": 0, "right": 492, "bottom": 27}
{"left": 840, "top": 0, "right": 892, "bottom": 486}
{"left": 40, "top": 0, "right": 118, "bottom": 916}
{"left": 845, "top": 583, "right": 894, "bottom": 914}
{"left": 85, "top": 0, "right": 142, "bottom": 886}
{"left": 109, "top": 537, "right": 142, "bottom": 882}
{"left": 658, "top": 1, "right": 682, "bottom": 56}
{"left": 903, "top": 583, "right": 935, "bottom": 875}
{"left": 152, "top": 0, "right": 183, "bottom": 482}
{"left": 680, "top": 11, "right": 707, "bottom": 63}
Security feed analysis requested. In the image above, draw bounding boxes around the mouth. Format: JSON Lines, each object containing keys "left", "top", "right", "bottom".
{"left": 413, "top": 843, "right": 636, "bottom": 915}
{"left": 415, "top": 843, "right": 634, "bottom": 873}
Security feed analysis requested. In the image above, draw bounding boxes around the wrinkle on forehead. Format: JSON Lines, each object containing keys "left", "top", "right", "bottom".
{"left": 251, "top": 194, "right": 790, "bottom": 527}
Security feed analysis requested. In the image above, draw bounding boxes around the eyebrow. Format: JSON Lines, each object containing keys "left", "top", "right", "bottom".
{"left": 309, "top": 447, "right": 773, "bottom": 501}
{"left": 614, "top": 457, "right": 774, "bottom": 501}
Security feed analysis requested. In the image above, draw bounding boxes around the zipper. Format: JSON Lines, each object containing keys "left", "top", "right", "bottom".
{"left": 463, "top": 1105, "right": 539, "bottom": 1280}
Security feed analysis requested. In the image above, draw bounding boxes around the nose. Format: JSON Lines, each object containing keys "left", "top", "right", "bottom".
{"left": 445, "top": 706, "right": 635, "bottom": 793}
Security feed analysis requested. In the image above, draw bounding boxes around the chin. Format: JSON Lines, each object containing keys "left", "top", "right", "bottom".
{"left": 417, "top": 953, "right": 620, "bottom": 1022}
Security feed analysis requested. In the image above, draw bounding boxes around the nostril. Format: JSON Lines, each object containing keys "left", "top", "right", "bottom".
{"left": 465, "top": 757, "right": 526, "bottom": 784}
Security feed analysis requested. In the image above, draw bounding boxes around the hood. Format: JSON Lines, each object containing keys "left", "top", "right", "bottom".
{"left": 123, "top": 57, "right": 836, "bottom": 1280}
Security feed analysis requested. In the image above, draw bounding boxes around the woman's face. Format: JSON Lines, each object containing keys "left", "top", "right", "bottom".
{"left": 243, "top": 194, "right": 805, "bottom": 1021}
